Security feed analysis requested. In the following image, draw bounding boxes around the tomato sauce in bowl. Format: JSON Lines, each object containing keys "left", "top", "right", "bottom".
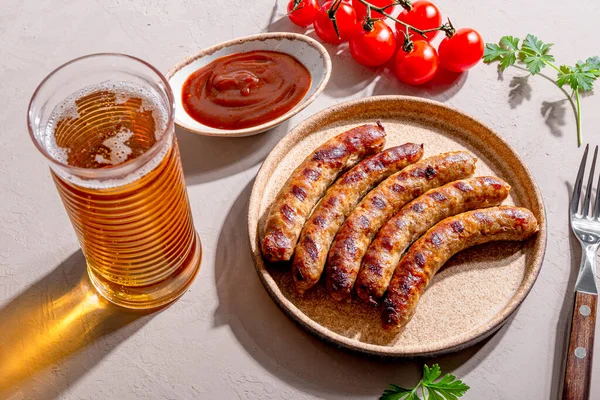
{"left": 181, "top": 50, "right": 311, "bottom": 130}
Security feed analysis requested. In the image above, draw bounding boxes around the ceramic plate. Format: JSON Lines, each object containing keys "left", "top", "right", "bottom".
{"left": 247, "top": 96, "right": 547, "bottom": 357}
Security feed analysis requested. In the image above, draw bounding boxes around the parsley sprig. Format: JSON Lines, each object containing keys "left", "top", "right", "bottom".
{"left": 380, "top": 364, "right": 469, "bottom": 400}
{"left": 483, "top": 34, "right": 600, "bottom": 147}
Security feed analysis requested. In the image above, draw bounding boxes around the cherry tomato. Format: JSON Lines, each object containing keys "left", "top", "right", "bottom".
{"left": 314, "top": 1, "right": 357, "bottom": 44}
{"left": 350, "top": 21, "right": 396, "bottom": 67}
{"left": 352, "top": 0, "right": 393, "bottom": 19}
{"left": 287, "top": 0, "right": 319, "bottom": 27}
{"left": 438, "top": 28, "right": 484, "bottom": 72}
{"left": 394, "top": 40, "right": 438, "bottom": 85}
{"left": 395, "top": 0, "right": 442, "bottom": 42}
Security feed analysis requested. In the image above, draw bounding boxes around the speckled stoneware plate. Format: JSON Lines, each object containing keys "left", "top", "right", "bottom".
{"left": 247, "top": 96, "right": 547, "bottom": 357}
{"left": 166, "top": 32, "right": 331, "bottom": 137}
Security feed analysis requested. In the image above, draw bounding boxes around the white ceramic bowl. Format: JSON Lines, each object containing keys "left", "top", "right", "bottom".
{"left": 166, "top": 32, "right": 332, "bottom": 137}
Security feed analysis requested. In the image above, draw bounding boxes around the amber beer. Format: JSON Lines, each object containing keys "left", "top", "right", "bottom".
{"left": 28, "top": 54, "right": 201, "bottom": 309}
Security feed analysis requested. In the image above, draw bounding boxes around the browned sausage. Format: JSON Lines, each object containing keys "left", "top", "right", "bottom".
{"left": 292, "top": 144, "right": 424, "bottom": 294}
{"left": 326, "top": 151, "right": 477, "bottom": 301}
{"left": 382, "top": 206, "right": 539, "bottom": 331}
{"left": 261, "top": 124, "right": 386, "bottom": 263}
{"left": 356, "top": 176, "right": 511, "bottom": 304}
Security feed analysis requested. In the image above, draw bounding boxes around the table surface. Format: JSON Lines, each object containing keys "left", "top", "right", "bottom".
{"left": 1, "top": 0, "right": 599, "bottom": 399}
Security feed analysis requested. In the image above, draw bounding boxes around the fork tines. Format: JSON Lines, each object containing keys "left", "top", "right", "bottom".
{"left": 572, "top": 144, "right": 600, "bottom": 219}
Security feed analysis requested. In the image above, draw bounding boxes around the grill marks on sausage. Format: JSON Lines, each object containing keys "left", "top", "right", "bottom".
{"left": 371, "top": 196, "right": 387, "bottom": 210}
{"left": 262, "top": 124, "right": 386, "bottom": 263}
{"left": 291, "top": 185, "right": 307, "bottom": 201}
{"left": 355, "top": 176, "right": 512, "bottom": 304}
{"left": 391, "top": 183, "right": 406, "bottom": 193}
{"left": 483, "top": 176, "right": 504, "bottom": 189}
{"left": 455, "top": 181, "right": 473, "bottom": 192}
{"left": 411, "top": 203, "right": 425, "bottom": 213}
{"left": 325, "top": 151, "right": 477, "bottom": 300}
{"left": 429, "top": 191, "right": 447, "bottom": 202}
{"left": 313, "top": 146, "right": 347, "bottom": 166}
{"left": 431, "top": 232, "right": 443, "bottom": 247}
{"left": 301, "top": 236, "right": 319, "bottom": 262}
{"left": 425, "top": 166, "right": 437, "bottom": 179}
{"left": 414, "top": 252, "right": 426, "bottom": 267}
{"left": 262, "top": 230, "right": 292, "bottom": 260}
{"left": 381, "top": 207, "right": 539, "bottom": 330}
{"left": 281, "top": 204, "right": 295, "bottom": 223}
{"left": 302, "top": 168, "right": 321, "bottom": 181}
{"left": 291, "top": 143, "right": 427, "bottom": 294}
{"left": 357, "top": 215, "right": 371, "bottom": 230}
{"left": 451, "top": 220, "right": 464, "bottom": 233}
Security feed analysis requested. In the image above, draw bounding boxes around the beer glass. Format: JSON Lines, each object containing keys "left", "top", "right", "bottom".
{"left": 28, "top": 54, "right": 202, "bottom": 309}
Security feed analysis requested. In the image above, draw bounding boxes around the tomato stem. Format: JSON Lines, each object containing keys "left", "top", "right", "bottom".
{"left": 362, "top": 4, "right": 375, "bottom": 31}
{"left": 289, "top": 0, "right": 304, "bottom": 14}
{"left": 328, "top": 0, "right": 344, "bottom": 39}
{"left": 354, "top": 0, "right": 448, "bottom": 44}
{"left": 575, "top": 89, "right": 583, "bottom": 147}
{"left": 402, "top": 24, "right": 414, "bottom": 52}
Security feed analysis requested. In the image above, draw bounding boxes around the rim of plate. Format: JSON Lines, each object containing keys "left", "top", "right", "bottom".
{"left": 166, "top": 32, "right": 332, "bottom": 138}
{"left": 247, "top": 95, "right": 547, "bottom": 357}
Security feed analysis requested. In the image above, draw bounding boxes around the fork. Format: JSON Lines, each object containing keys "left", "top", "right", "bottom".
{"left": 565, "top": 144, "right": 599, "bottom": 400}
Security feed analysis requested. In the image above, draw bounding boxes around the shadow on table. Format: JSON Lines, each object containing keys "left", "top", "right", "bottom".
{"left": 0, "top": 252, "right": 155, "bottom": 400}
{"left": 549, "top": 182, "right": 582, "bottom": 399}
{"left": 213, "top": 181, "right": 509, "bottom": 398}
{"left": 371, "top": 68, "right": 467, "bottom": 102}
{"left": 268, "top": 14, "right": 378, "bottom": 99}
{"left": 498, "top": 66, "right": 576, "bottom": 140}
{"left": 176, "top": 122, "right": 290, "bottom": 185}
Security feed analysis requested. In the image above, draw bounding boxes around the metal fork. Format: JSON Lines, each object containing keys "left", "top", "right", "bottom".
{"left": 564, "top": 144, "right": 599, "bottom": 400}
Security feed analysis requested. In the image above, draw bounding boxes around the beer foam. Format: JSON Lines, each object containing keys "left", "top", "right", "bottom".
{"left": 42, "top": 81, "right": 173, "bottom": 189}
{"left": 44, "top": 80, "right": 169, "bottom": 163}
{"left": 66, "top": 140, "right": 172, "bottom": 190}
{"left": 94, "top": 127, "right": 134, "bottom": 166}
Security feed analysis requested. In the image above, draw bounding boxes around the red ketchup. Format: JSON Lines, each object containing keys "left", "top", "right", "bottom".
{"left": 182, "top": 50, "right": 311, "bottom": 130}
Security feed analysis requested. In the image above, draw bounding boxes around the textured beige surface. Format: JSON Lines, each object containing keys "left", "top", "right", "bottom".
{"left": 248, "top": 97, "right": 546, "bottom": 356}
{"left": 2, "top": 0, "right": 600, "bottom": 398}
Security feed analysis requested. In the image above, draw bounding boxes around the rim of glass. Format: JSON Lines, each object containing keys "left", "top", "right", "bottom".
{"left": 27, "top": 53, "right": 175, "bottom": 176}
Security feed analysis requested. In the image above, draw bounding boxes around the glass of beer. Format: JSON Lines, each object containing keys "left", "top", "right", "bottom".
{"left": 27, "top": 54, "right": 202, "bottom": 309}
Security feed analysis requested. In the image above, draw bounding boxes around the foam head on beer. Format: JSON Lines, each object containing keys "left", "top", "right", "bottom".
{"left": 45, "top": 81, "right": 168, "bottom": 170}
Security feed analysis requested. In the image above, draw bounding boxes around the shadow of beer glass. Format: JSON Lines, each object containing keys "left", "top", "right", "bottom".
{"left": 0, "top": 251, "right": 154, "bottom": 400}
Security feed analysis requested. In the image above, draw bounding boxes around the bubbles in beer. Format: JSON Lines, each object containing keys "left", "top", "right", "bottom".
{"left": 94, "top": 127, "right": 134, "bottom": 166}
{"left": 45, "top": 81, "right": 169, "bottom": 168}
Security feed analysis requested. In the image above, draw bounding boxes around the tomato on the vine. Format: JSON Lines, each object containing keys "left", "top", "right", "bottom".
{"left": 314, "top": 1, "right": 357, "bottom": 44}
{"left": 394, "top": 40, "right": 438, "bottom": 85}
{"left": 350, "top": 21, "right": 396, "bottom": 67}
{"left": 287, "top": 0, "right": 319, "bottom": 28}
{"left": 352, "top": 0, "right": 393, "bottom": 19}
{"left": 438, "top": 28, "right": 484, "bottom": 72}
{"left": 395, "top": 0, "right": 442, "bottom": 42}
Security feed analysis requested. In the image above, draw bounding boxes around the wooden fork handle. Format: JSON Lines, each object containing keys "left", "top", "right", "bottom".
{"left": 563, "top": 291, "right": 597, "bottom": 400}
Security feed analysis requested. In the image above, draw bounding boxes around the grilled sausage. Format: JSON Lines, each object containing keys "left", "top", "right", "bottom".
{"left": 326, "top": 151, "right": 477, "bottom": 301}
{"left": 356, "top": 176, "right": 511, "bottom": 304}
{"left": 382, "top": 206, "right": 539, "bottom": 331}
{"left": 292, "top": 144, "right": 424, "bottom": 294}
{"left": 261, "top": 124, "right": 386, "bottom": 263}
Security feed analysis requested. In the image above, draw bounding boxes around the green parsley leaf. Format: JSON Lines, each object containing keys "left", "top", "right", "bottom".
{"left": 422, "top": 364, "right": 442, "bottom": 384}
{"left": 483, "top": 35, "right": 519, "bottom": 71}
{"left": 521, "top": 34, "right": 555, "bottom": 75}
{"left": 483, "top": 33, "right": 599, "bottom": 147}
{"left": 584, "top": 56, "right": 600, "bottom": 71}
{"left": 381, "top": 364, "right": 469, "bottom": 400}
{"left": 425, "top": 372, "right": 470, "bottom": 400}
{"left": 556, "top": 65, "right": 574, "bottom": 88}
{"left": 557, "top": 60, "right": 599, "bottom": 92}
{"left": 380, "top": 384, "right": 417, "bottom": 400}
